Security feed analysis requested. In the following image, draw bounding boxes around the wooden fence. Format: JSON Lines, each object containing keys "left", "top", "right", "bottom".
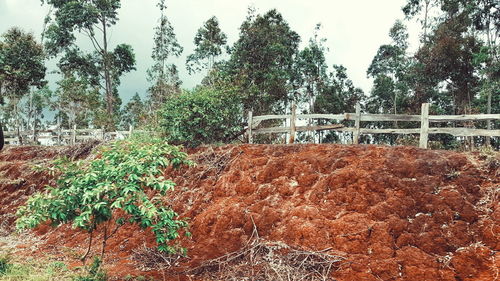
{"left": 3, "top": 125, "right": 141, "bottom": 146}
{"left": 247, "top": 103, "right": 500, "bottom": 149}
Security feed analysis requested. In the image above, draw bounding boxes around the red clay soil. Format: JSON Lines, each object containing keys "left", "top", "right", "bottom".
{"left": 0, "top": 143, "right": 99, "bottom": 231}
{"left": 0, "top": 144, "right": 498, "bottom": 281}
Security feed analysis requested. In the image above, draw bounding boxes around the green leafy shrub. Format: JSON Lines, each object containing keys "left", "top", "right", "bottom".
{"left": 161, "top": 87, "right": 243, "bottom": 147}
{"left": 17, "top": 137, "right": 192, "bottom": 261}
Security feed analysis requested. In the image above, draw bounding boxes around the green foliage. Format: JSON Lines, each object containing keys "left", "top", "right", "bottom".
{"left": 0, "top": 254, "right": 10, "bottom": 275}
{"left": 17, "top": 137, "right": 191, "bottom": 255}
{"left": 161, "top": 87, "right": 243, "bottom": 147}
{"left": 314, "top": 65, "right": 364, "bottom": 115}
{"left": 42, "top": 0, "right": 136, "bottom": 129}
{"left": 367, "top": 20, "right": 411, "bottom": 115}
{"left": 186, "top": 16, "right": 227, "bottom": 74}
{"left": 122, "top": 93, "right": 147, "bottom": 129}
{"left": 0, "top": 27, "right": 46, "bottom": 99}
{"left": 294, "top": 24, "right": 328, "bottom": 108}
{"left": 53, "top": 72, "right": 101, "bottom": 129}
{"left": 0, "top": 254, "right": 109, "bottom": 281}
{"left": 147, "top": 0, "right": 183, "bottom": 114}
{"left": 0, "top": 27, "right": 46, "bottom": 136}
{"left": 72, "top": 257, "right": 107, "bottom": 281}
{"left": 226, "top": 9, "right": 301, "bottom": 114}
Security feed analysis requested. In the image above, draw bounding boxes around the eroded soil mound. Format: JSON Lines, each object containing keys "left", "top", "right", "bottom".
{"left": 0, "top": 144, "right": 498, "bottom": 281}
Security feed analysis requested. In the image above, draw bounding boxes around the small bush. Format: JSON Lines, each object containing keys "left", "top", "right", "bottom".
{"left": 0, "top": 254, "right": 10, "bottom": 275}
{"left": 17, "top": 137, "right": 192, "bottom": 260}
{"left": 161, "top": 87, "right": 243, "bottom": 147}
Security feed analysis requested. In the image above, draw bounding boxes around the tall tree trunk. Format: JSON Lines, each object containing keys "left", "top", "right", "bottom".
{"left": 14, "top": 101, "right": 22, "bottom": 145}
{"left": 102, "top": 16, "right": 114, "bottom": 130}
{"left": 423, "top": 0, "right": 430, "bottom": 42}
{"left": 0, "top": 122, "right": 4, "bottom": 151}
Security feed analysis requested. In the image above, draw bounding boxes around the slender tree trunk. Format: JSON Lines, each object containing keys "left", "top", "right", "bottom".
{"left": 485, "top": 17, "right": 494, "bottom": 147}
{"left": 81, "top": 230, "right": 94, "bottom": 263}
{"left": 14, "top": 101, "right": 22, "bottom": 145}
{"left": 0, "top": 123, "right": 4, "bottom": 151}
{"left": 393, "top": 73, "right": 398, "bottom": 129}
{"left": 102, "top": 16, "right": 114, "bottom": 130}
{"left": 423, "top": 0, "right": 430, "bottom": 42}
{"left": 309, "top": 84, "right": 314, "bottom": 142}
{"left": 29, "top": 88, "right": 38, "bottom": 143}
{"left": 101, "top": 224, "right": 108, "bottom": 261}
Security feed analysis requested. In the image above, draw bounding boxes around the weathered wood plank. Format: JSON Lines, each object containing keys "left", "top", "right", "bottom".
{"left": 254, "top": 113, "right": 499, "bottom": 123}
{"left": 253, "top": 114, "right": 291, "bottom": 121}
{"left": 429, "top": 114, "right": 500, "bottom": 122}
{"left": 429, "top": 128, "right": 500, "bottom": 137}
{"left": 254, "top": 124, "right": 347, "bottom": 134}
{"left": 296, "top": 114, "right": 347, "bottom": 120}
{"left": 360, "top": 114, "right": 420, "bottom": 122}
{"left": 359, "top": 128, "right": 421, "bottom": 134}
{"left": 76, "top": 135, "right": 101, "bottom": 140}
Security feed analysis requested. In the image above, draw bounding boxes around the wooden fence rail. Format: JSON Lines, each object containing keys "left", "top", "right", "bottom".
{"left": 3, "top": 125, "right": 142, "bottom": 146}
{"left": 247, "top": 103, "right": 500, "bottom": 149}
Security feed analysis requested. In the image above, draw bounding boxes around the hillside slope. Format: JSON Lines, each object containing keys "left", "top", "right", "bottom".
{"left": 0, "top": 144, "right": 498, "bottom": 281}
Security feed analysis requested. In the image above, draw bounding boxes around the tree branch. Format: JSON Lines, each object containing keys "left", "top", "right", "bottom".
{"left": 83, "top": 28, "right": 103, "bottom": 53}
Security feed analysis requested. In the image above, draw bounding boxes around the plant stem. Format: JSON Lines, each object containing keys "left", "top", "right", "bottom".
{"left": 81, "top": 230, "right": 94, "bottom": 263}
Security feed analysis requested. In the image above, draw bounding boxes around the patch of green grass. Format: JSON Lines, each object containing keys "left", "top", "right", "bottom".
{"left": 0, "top": 256, "right": 79, "bottom": 281}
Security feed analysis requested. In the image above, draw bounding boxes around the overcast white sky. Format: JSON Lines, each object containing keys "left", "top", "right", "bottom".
{"left": 0, "top": 0, "right": 419, "bottom": 103}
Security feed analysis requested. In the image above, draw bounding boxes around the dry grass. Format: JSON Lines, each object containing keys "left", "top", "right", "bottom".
{"left": 189, "top": 238, "right": 345, "bottom": 281}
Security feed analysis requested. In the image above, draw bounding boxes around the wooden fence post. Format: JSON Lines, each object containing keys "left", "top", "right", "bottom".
{"left": 71, "top": 124, "right": 77, "bottom": 145}
{"left": 128, "top": 125, "right": 134, "bottom": 138}
{"left": 101, "top": 127, "right": 105, "bottom": 140}
{"left": 247, "top": 111, "right": 253, "bottom": 144}
{"left": 419, "top": 103, "right": 430, "bottom": 149}
{"left": 353, "top": 103, "right": 361, "bottom": 144}
{"left": 289, "top": 104, "right": 297, "bottom": 144}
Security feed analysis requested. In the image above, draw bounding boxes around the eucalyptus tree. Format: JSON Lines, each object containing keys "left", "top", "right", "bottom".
{"left": 367, "top": 20, "right": 411, "bottom": 115}
{"left": 41, "top": 0, "right": 136, "bottom": 129}
{"left": 24, "top": 86, "right": 52, "bottom": 136}
{"left": 227, "top": 9, "right": 301, "bottom": 115}
{"left": 53, "top": 72, "right": 101, "bottom": 130}
{"left": 402, "top": 0, "right": 438, "bottom": 42}
{"left": 186, "top": 16, "right": 227, "bottom": 76}
{"left": 314, "top": 65, "right": 364, "bottom": 143}
{"left": 296, "top": 25, "right": 328, "bottom": 111}
{"left": 294, "top": 24, "right": 329, "bottom": 140}
{"left": 0, "top": 27, "right": 46, "bottom": 142}
{"left": 122, "top": 93, "right": 146, "bottom": 129}
{"left": 470, "top": 0, "right": 500, "bottom": 144}
{"left": 402, "top": 0, "right": 498, "bottom": 115}
{"left": 147, "top": 0, "right": 183, "bottom": 113}
{"left": 315, "top": 65, "right": 364, "bottom": 115}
